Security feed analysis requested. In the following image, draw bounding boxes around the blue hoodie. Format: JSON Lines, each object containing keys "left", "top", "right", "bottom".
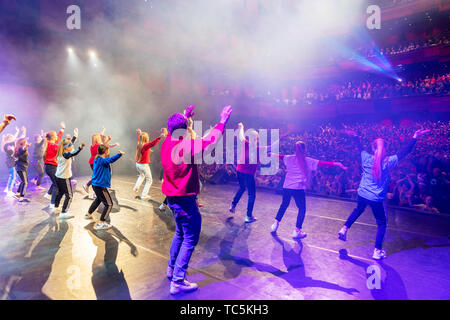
{"left": 91, "top": 153, "right": 122, "bottom": 188}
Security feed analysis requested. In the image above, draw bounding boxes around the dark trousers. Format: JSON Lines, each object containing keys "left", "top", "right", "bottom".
{"left": 231, "top": 171, "right": 256, "bottom": 218}
{"left": 167, "top": 195, "right": 202, "bottom": 283}
{"left": 32, "top": 159, "right": 44, "bottom": 186}
{"left": 344, "top": 195, "right": 388, "bottom": 250}
{"left": 89, "top": 186, "right": 113, "bottom": 222}
{"left": 86, "top": 163, "right": 94, "bottom": 187}
{"left": 45, "top": 164, "right": 58, "bottom": 204}
{"left": 55, "top": 177, "right": 73, "bottom": 213}
{"left": 275, "top": 188, "right": 306, "bottom": 229}
{"left": 16, "top": 170, "right": 28, "bottom": 197}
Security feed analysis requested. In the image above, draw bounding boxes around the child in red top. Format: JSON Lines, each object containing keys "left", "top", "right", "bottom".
{"left": 133, "top": 128, "right": 166, "bottom": 200}
{"left": 43, "top": 121, "right": 65, "bottom": 207}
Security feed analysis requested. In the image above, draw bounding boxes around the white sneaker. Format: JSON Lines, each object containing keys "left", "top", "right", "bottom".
{"left": 229, "top": 205, "right": 236, "bottom": 214}
{"left": 84, "top": 213, "right": 93, "bottom": 220}
{"left": 140, "top": 195, "right": 151, "bottom": 201}
{"left": 372, "top": 248, "right": 387, "bottom": 260}
{"left": 159, "top": 203, "right": 167, "bottom": 211}
{"left": 245, "top": 216, "right": 257, "bottom": 223}
{"left": 95, "top": 222, "right": 111, "bottom": 230}
{"left": 338, "top": 226, "right": 348, "bottom": 241}
{"left": 44, "top": 193, "right": 51, "bottom": 200}
{"left": 170, "top": 280, "right": 198, "bottom": 295}
{"left": 271, "top": 221, "right": 279, "bottom": 233}
{"left": 292, "top": 229, "right": 307, "bottom": 239}
{"left": 59, "top": 212, "right": 74, "bottom": 220}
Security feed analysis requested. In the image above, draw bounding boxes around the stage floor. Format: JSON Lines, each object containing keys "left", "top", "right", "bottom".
{"left": 0, "top": 175, "right": 449, "bottom": 300}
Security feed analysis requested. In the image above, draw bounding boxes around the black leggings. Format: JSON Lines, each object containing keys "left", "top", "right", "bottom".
{"left": 232, "top": 171, "right": 256, "bottom": 218}
{"left": 86, "top": 163, "right": 94, "bottom": 187}
{"left": 16, "top": 170, "right": 28, "bottom": 197}
{"left": 344, "top": 195, "right": 387, "bottom": 250}
{"left": 45, "top": 164, "right": 58, "bottom": 204}
{"left": 55, "top": 177, "right": 74, "bottom": 213}
{"left": 275, "top": 188, "right": 306, "bottom": 229}
{"left": 89, "top": 186, "right": 113, "bottom": 222}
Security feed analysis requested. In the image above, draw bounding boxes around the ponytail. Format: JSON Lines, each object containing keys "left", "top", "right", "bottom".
{"left": 372, "top": 138, "right": 387, "bottom": 183}
{"left": 295, "top": 141, "right": 310, "bottom": 185}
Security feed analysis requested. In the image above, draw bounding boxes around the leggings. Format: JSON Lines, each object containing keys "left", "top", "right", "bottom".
{"left": 16, "top": 170, "right": 28, "bottom": 197}
{"left": 275, "top": 188, "right": 306, "bottom": 229}
{"left": 32, "top": 159, "right": 45, "bottom": 186}
{"left": 344, "top": 195, "right": 388, "bottom": 250}
{"left": 55, "top": 177, "right": 74, "bottom": 213}
{"left": 89, "top": 186, "right": 113, "bottom": 222}
{"left": 86, "top": 163, "right": 94, "bottom": 187}
{"left": 231, "top": 171, "right": 256, "bottom": 218}
{"left": 134, "top": 163, "right": 153, "bottom": 197}
{"left": 6, "top": 167, "right": 16, "bottom": 191}
{"left": 45, "top": 164, "right": 58, "bottom": 204}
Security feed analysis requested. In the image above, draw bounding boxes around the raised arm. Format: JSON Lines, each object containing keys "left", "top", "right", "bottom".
{"left": 397, "top": 129, "right": 430, "bottom": 161}
{"left": 318, "top": 160, "right": 347, "bottom": 170}
{"left": 63, "top": 142, "right": 85, "bottom": 159}
{"left": 56, "top": 122, "right": 66, "bottom": 144}
{"left": 0, "top": 114, "right": 16, "bottom": 134}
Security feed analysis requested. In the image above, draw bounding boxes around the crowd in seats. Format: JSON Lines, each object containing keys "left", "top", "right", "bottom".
{"left": 199, "top": 119, "right": 450, "bottom": 214}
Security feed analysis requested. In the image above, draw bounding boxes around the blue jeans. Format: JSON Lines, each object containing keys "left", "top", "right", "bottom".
{"left": 344, "top": 195, "right": 388, "bottom": 250}
{"left": 6, "top": 167, "right": 16, "bottom": 191}
{"left": 167, "top": 195, "right": 202, "bottom": 283}
{"left": 232, "top": 171, "right": 256, "bottom": 218}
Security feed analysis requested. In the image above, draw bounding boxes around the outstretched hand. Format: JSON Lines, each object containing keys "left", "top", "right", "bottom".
{"left": 335, "top": 162, "right": 348, "bottom": 170}
{"left": 220, "top": 105, "right": 233, "bottom": 124}
{"left": 3, "top": 114, "right": 16, "bottom": 124}
{"left": 413, "top": 129, "right": 430, "bottom": 139}
{"left": 184, "top": 105, "right": 195, "bottom": 118}
{"left": 80, "top": 142, "right": 86, "bottom": 148}
{"left": 118, "top": 150, "right": 125, "bottom": 155}
{"left": 60, "top": 121, "right": 66, "bottom": 130}
{"left": 160, "top": 127, "right": 168, "bottom": 138}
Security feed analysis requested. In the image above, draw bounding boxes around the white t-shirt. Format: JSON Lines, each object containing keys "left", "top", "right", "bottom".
{"left": 283, "top": 155, "right": 319, "bottom": 190}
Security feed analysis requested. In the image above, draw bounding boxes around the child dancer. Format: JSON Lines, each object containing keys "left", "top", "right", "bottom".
{"left": 14, "top": 137, "right": 31, "bottom": 202}
{"left": 85, "top": 145, "right": 124, "bottom": 230}
{"left": 271, "top": 141, "right": 347, "bottom": 238}
{"left": 338, "top": 129, "right": 429, "bottom": 260}
{"left": 30, "top": 130, "right": 46, "bottom": 190}
{"left": 2, "top": 126, "right": 25, "bottom": 196}
{"left": 44, "top": 122, "right": 65, "bottom": 207}
{"left": 54, "top": 129, "right": 85, "bottom": 219}
{"left": 162, "top": 104, "right": 232, "bottom": 295}
{"left": 134, "top": 128, "right": 167, "bottom": 200}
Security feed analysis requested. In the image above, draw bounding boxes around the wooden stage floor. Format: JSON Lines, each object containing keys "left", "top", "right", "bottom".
{"left": 0, "top": 175, "right": 449, "bottom": 300}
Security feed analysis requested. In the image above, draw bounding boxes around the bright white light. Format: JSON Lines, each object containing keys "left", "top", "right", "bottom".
{"left": 88, "top": 50, "right": 97, "bottom": 58}
{"left": 397, "top": 78, "right": 402, "bottom": 82}
{"left": 67, "top": 47, "right": 74, "bottom": 54}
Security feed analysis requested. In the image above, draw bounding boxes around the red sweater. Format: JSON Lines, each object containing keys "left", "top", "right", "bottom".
{"left": 89, "top": 144, "right": 99, "bottom": 165}
{"left": 236, "top": 140, "right": 260, "bottom": 175}
{"left": 44, "top": 130, "right": 64, "bottom": 166}
{"left": 136, "top": 136, "right": 161, "bottom": 164}
{"left": 161, "top": 123, "right": 224, "bottom": 197}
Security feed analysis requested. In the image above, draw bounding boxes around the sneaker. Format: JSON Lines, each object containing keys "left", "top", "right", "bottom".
{"left": 170, "top": 280, "right": 198, "bottom": 295}
{"left": 139, "top": 195, "right": 151, "bottom": 201}
{"left": 13, "top": 193, "right": 20, "bottom": 199}
{"left": 18, "top": 197, "right": 26, "bottom": 202}
{"left": 372, "top": 248, "right": 387, "bottom": 260}
{"left": 271, "top": 220, "right": 279, "bottom": 233}
{"left": 292, "top": 229, "right": 307, "bottom": 239}
{"left": 95, "top": 222, "right": 111, "bottom": 230}
{"left": 83, "top": 184, "right": 89, "bottom": 194}
{"left": 84, "top": 213, "right": 93, "bottom": 220}
{"left": 229, "top": 205, "right": 236, "bottom": 214}
{"left": 159, "top": 203, "right": 167, "bottom": 211}
{"left": 245, "top": 216, "right": 257, "bottom": 223}
{"left": 44, "top": 193, "right": 51, "bottom": 200}
{"left": 338, "top": 226, "right": 348, "bottom": 241}
{"left": 48, "top": 204, "right": 55, "bottom": 213}
{"left": 167, "top": 266, "right": 174, "bottom": 280}
{"left": 59, "top": 212, "right": 74, "bottom": 220}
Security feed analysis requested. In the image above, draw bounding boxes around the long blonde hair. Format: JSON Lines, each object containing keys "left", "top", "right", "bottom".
{"left": 136, "top": 132, "right": 149, "bottom": 162}
{"left": 372, "top": 138, "right": 387, "bottom": 183}
{"left": 92, "top": 134, "right": 102, "bottom": 145}
{"left": 57, "top": 138, "right": 72, "bottom": 158}
{"left": 295, "top": 141, "right": 310, "bottom": 184}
